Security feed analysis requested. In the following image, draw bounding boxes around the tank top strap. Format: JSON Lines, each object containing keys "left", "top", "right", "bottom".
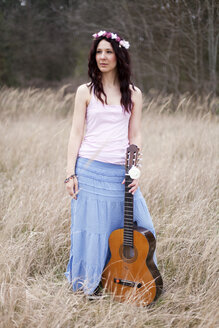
{"left": 90, "top": 87, "right": 102, "bottom": 107}
{"left": 92, "top": 87, "right": 98, "bottom": 103}
{"left": 87, "top": 87, "right": 95, "bottom": 108}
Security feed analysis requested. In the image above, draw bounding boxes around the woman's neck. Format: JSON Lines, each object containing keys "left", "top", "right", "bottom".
{"left": 101, "top": 70, "right": 119, "bottom": 90}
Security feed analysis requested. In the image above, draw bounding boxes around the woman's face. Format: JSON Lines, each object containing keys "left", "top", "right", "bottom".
{"left": 95, "top": 39, "right": 117, "bottom": 73}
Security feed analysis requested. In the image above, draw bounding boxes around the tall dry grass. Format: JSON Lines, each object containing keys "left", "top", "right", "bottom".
{"left": 0, "top": 87, "right": 218, "bottom": 328}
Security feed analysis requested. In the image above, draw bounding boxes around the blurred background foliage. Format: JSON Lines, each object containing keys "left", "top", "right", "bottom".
{"left": 0, "top": 0, "right": 218, "bottom": 95}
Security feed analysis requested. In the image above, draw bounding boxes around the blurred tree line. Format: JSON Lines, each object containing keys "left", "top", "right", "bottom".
{"left": 0, "top": 0, "right": 218, "bottom": 95}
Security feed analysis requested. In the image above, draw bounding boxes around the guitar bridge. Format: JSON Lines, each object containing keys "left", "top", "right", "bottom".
{"left": 114, "top": 278, "right": 142, "bottom": 288}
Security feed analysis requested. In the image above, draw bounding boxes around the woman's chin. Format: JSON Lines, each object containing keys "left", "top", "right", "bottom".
{"left": 99, "top": 67, "right": 109, "bottom": 72}
{"left": 99, "top": 67, "right": 116, "bottom": 73}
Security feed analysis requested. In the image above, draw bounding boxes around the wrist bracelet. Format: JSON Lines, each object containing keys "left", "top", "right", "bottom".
{"left": 64, "top": 174, "right": 77, "bottom": 184}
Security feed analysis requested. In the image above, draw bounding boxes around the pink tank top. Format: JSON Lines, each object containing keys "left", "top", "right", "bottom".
{"left": 78, "top": 88, "right": 131, "bottom": 165}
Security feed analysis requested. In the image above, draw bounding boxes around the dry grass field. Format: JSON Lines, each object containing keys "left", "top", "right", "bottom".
{"left": 0, "top": 88, "right": 218, "bottom": 328}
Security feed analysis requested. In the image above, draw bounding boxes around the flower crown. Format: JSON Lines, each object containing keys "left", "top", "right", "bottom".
{"left": 92, "top": 30, "right": 130, "bottom": 49}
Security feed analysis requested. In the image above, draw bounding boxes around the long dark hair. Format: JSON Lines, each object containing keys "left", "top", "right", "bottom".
{"left": 88, "top": 35, "right": 135, "bottom": 113}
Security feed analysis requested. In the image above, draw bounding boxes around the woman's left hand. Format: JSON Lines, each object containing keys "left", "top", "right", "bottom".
{"left": 122, "top": 178, "right": 139, "bottom": 195}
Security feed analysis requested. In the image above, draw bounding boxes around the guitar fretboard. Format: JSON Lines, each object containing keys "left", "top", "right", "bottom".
{"left": 124, "top": 174, "right": 134, "bottom": 247}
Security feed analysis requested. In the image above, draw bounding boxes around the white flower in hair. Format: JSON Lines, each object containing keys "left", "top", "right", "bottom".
{"left": 98, "top": 30, "right": 106, "bottom": 36}
{"left": 111, "top": 33, "right": 118, "bottom": 39}
{"left": 128, "top": 166, "right": 141, "bottom": 179}
{"left": 119, "top": 40, "right": 130, "bottom": 49}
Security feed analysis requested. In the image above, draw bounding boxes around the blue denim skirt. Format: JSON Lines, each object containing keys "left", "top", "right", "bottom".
{"left": 65, "top": 157, "right": 156, "bottom": 295}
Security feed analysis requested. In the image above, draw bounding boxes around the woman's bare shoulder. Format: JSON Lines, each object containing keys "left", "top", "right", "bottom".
{"left": 76, "top": 83, "right": 92, "bottom": 106}
{"left": 76, "top": 83, "right": 92, "bottom": 95}
{"left": 129, "top": 84, "right": 142, "bottom": 102}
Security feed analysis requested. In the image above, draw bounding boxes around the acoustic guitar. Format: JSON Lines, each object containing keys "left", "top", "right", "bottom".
{"left": 102, "top": 144, "right": 163, "bottom": 306}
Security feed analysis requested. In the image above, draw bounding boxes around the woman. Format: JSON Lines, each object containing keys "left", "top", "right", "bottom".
{"left": 64, "top": 31, "right": 157, "bottom": 297}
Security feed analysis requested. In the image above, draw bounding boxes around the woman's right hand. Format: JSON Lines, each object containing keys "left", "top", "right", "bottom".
{"left": 66, "top": 176, "right": 79, "bottom": 200}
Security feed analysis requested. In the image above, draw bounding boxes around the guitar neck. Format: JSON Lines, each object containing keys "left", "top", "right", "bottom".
{"left": 124, "top": 174, "right": 134, "bottom": 247}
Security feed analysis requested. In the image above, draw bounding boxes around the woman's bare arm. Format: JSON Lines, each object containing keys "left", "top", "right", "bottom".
{"left": 65, "top": 84, "right": 89, "bottom": 198}
{"left": 66, "top": 84, "right": 88, "bottom": 176}
{"left": 128, "top": 87, "right": 143, "bottom": 149}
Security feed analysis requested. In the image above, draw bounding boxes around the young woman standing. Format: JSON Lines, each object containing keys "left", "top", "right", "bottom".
{"left": 64, "top": 31, "right": 157, "bottom": 297}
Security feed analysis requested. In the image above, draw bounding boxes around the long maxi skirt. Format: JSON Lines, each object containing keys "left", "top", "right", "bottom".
{"left": 65, "top": 156, "right": 157, "bottom": 295}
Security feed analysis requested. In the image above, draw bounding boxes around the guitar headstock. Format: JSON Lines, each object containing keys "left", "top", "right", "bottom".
{"left": 125, "top": 144, "right": 141, "bottom": 174}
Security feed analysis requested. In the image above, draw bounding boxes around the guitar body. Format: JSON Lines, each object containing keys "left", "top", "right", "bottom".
{"left": 102, "top": 226, "right": 163, "bottom": 306}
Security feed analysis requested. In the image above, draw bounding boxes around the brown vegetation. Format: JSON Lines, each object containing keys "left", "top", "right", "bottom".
{"left": 0, "top": 88, "right": 218, "bottom": 327}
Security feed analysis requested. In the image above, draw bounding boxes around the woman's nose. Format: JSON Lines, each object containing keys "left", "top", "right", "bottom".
{"left": 100, "top": 52, "right": 106, "bottom": 58}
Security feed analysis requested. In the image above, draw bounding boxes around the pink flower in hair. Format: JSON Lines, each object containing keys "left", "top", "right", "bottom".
{"left": 106, "top": 32, "right": 112, "bottom": 38}
{"left": 116, "top": 36, "right": 121, "bottom": 42}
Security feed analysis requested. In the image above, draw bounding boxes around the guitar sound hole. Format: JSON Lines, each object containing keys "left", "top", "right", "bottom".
{"left": 123, "top": 245, "right": 135, "bottom": 259}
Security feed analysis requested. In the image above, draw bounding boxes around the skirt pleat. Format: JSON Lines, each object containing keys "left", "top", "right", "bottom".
{"left": 65, "top": 157, "right": 157, "bottom": 295}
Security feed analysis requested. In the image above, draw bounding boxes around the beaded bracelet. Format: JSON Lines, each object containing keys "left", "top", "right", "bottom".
{"left": 64, "top": 174, "right": 77, "bottom": 184}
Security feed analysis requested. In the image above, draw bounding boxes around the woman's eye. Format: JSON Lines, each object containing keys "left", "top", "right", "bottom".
{"left": 96, "top": 50, "right": 112, "bottom": 54}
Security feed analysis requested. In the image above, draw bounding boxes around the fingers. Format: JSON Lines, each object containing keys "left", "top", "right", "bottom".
{"left": 122, "top": 178, "right": 139, "bottom": 194}
{"left": 66, "top": 177, "right": 79, "bottom": 199}
{"left": 128, "top": 179, "right": 139, "bottom": 195}
{"left": 66, "top": 180, "right": 74, "bottom": 196}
